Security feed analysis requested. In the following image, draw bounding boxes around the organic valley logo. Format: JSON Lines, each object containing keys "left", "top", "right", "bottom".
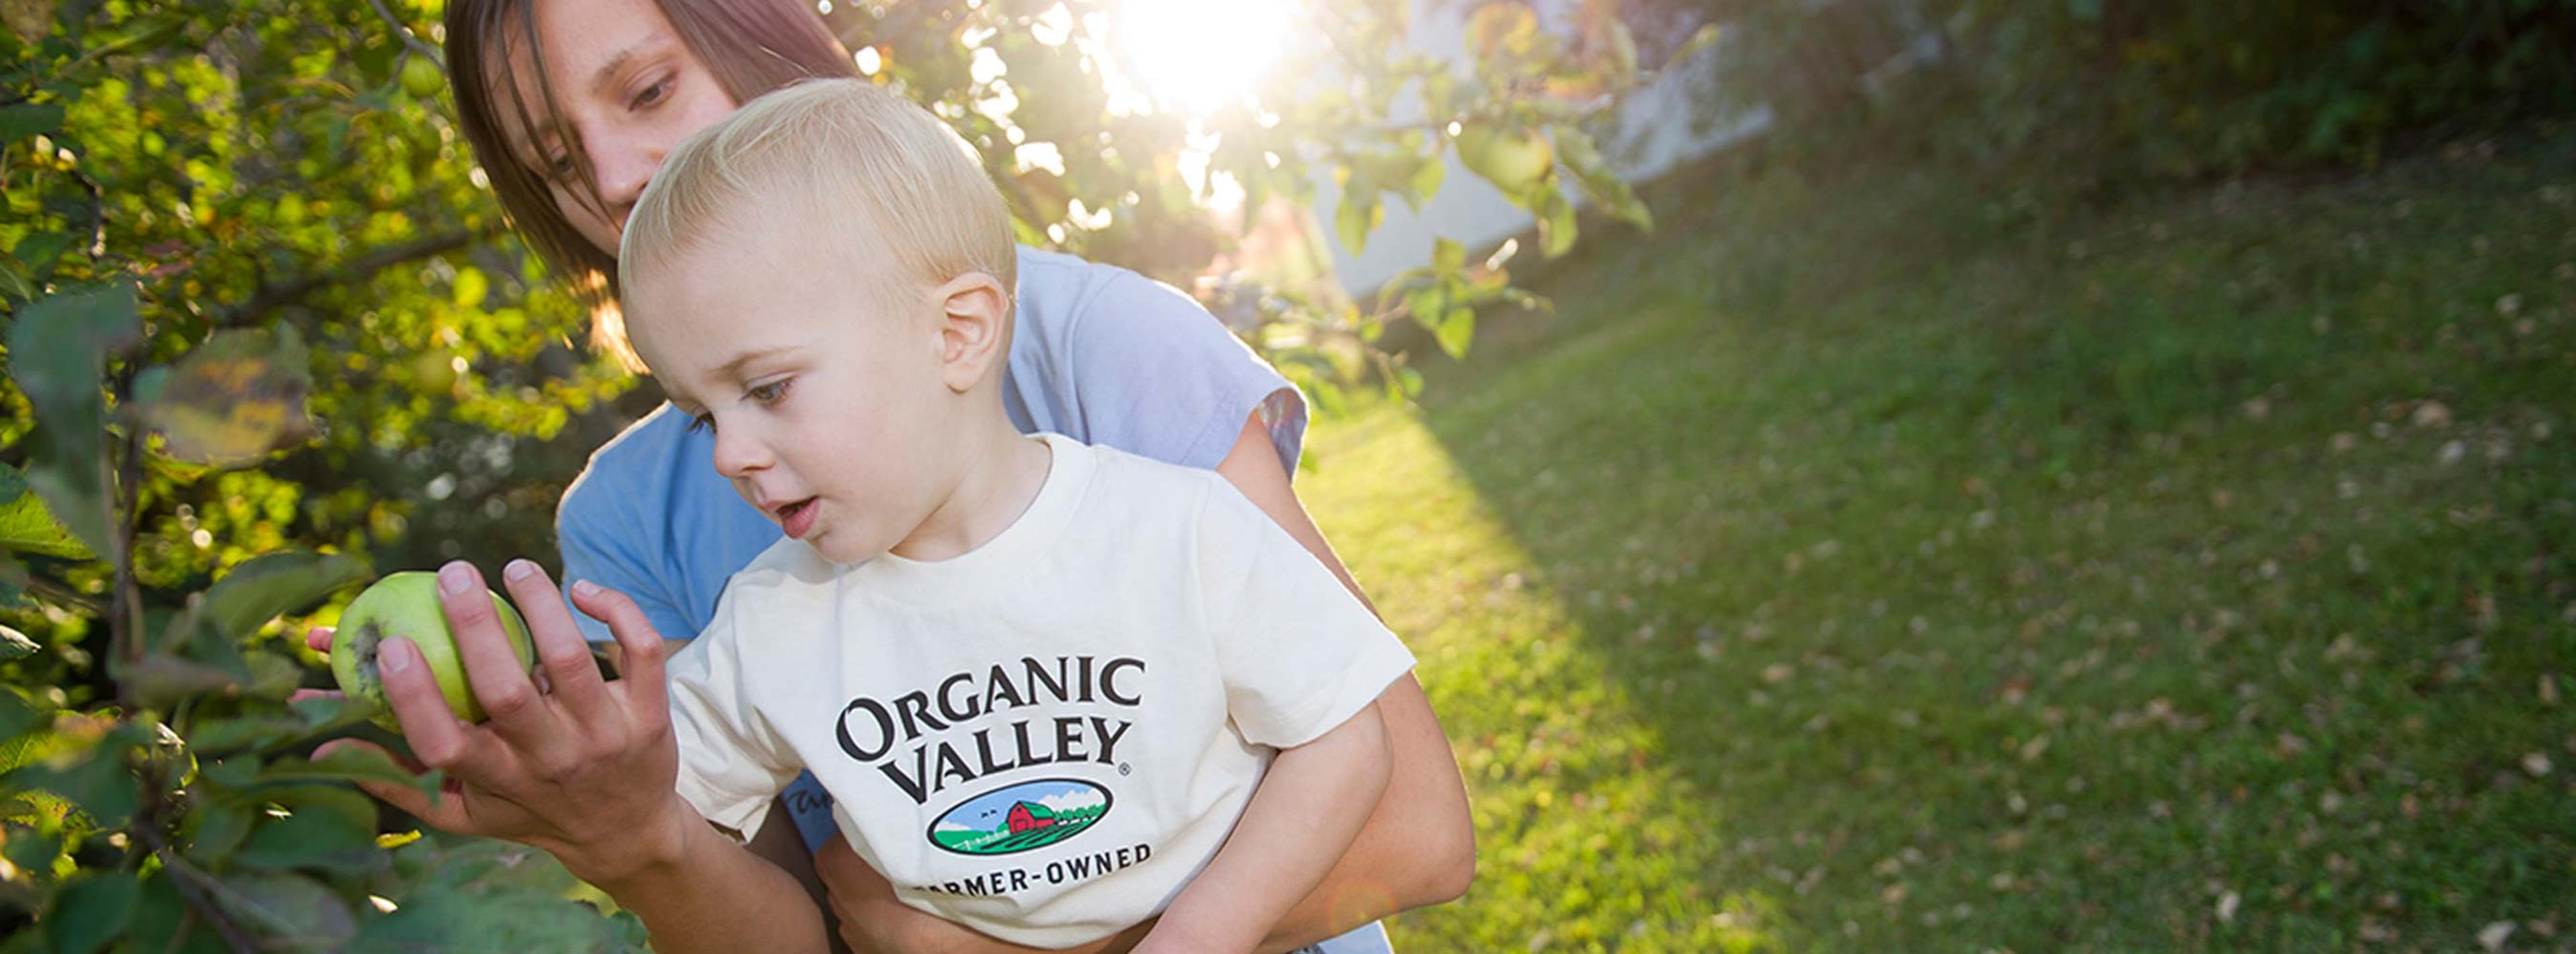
{"left": 929, "top": 778, "right": 1112, "bottom": 856}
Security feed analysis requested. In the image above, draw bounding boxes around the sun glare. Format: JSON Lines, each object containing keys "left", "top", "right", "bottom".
{"left": 1112, "top": 0, "right": 1293, "bottom": 115}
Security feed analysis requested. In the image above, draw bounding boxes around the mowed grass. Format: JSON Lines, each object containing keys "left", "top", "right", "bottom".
{"left": 1304, "top": 138, "right": 2576, "bottom": 951}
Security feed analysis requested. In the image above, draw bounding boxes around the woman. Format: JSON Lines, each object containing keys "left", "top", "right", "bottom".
{"left": 339, "top": 0, "right": 1474, "bottom": 951}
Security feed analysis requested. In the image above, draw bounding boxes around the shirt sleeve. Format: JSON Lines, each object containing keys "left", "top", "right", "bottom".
{"left": 1193, "top": 476, "right": 1415, "bottom": 749}
{"left": 556, "top": 479, "right": 691, "bottom": 645}
{"left": 1064, "top": 271, "right": 1309, "bottom": 478}
{"left": 664, "top": 594, "right": 800, "bottom": 841}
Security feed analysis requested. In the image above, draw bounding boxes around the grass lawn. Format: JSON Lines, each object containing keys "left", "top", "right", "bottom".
{"left": 1306, "top": 136, "right": 2576, "bottom": 952}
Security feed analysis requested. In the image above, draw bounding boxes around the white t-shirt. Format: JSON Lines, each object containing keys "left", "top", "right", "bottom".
{"left": 665, "top": 433, "right": 1416, "bottom": 948}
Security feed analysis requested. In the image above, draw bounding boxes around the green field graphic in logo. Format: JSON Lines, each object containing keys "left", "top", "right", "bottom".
{"left": 928, "top": 778, "right": 1112, "bottom": 857}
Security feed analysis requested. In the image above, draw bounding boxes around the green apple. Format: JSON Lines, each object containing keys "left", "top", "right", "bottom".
{"left": 400, "top": 56, "right": 447, "bottom": 100}
{"left": 330, "top": 571, "right": 537, "bottom": 732}
{"left": 1455, "top": 121, "right": 1555, "bottom": 193}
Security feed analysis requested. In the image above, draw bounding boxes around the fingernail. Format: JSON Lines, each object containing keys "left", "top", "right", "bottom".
{"left": 381, "top": 639, "right": 415, "bottom": 673}
{"left": 438, "top": 562, "right": 472, "bottom": 596}
{"left": 571, "top": 580, "right": 600, "bottom": 598}
{"left": 504, "top": 559, "right": 537, "bottom": 582}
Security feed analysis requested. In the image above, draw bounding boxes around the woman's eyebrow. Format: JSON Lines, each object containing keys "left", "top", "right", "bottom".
{"left": 587, "top": 32, "right": 678, "bottom": 98}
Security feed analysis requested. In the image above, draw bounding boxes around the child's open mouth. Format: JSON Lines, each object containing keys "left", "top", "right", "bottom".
{"left": 777, "top": 498, "right": 819, "bottom": 539}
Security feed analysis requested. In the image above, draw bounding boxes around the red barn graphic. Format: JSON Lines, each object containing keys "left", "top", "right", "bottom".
{"left": 1006, "top": 802, "right": 1058, "bottom": 833}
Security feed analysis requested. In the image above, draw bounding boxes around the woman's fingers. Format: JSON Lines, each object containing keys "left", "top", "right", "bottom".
{"left": 498, "top": 559, "right": 611, "bottom": 719}
{"left": 374, "top": 636, "right": 506, "bottom": 782}
{"left": 305, "top": 625, "right": 334, "bottom": 654}
{"left": 434, "top": 561, "right": 553, "bottom": 739}
{"left": 570, "top": 581, "right": 669, "bottom": 714}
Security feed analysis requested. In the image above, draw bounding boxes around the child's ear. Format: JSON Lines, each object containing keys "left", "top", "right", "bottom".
{"left": 932, "top": 272, "right": 1011, "bottom": 393}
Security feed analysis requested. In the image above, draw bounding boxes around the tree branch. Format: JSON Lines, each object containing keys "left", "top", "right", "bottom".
{"left": 366, "top": 0, "right": 445, "bottom": 64}
{"left": 219, "top": 230, "right": 482, "bottom": 326}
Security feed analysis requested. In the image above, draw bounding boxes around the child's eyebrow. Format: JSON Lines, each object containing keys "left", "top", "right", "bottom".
{"left": 710, "top": 345, "right": 796, "bottom": 381}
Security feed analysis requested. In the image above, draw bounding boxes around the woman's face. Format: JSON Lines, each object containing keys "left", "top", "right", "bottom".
{"left": 493, "top": 0, "right": 741, "bottom": 256}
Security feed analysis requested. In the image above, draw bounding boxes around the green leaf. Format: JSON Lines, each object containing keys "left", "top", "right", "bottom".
{"left": 119, "top": 655, "right": 245, "bottom": 709}
{"left": 0, "top": 625, "right": 35, "bottom": 662}
{"left": 203, "top": 872, "right": 356, "bottom": 949}
{"left": 259, "top": 747, "right": 436, "bottom": 799}
{"left": 122, "top": 871, "right": 231, "bottom": 954}
{"left": 1432, "top": 237, "right": 1466, "bottom": 275}
{"left": 5, "top": 283, "right": 142, "bottom": 557}
{"left": 4, "top": 736, "right": 139, "bottom": 827}
{"left": 1409, "top": 158, "right": 1446, "bottom": 211}
{"left": 350, "top": 882, "right": 632, "bottom": 953}
{"left": 11, "top": 231, "right": 76, "bottom": 278}
{"left": 0, "top": 464, "right": 96, "bottom": 560}
{"left": 1, "top": 825, "right": 62, "bottom": 880}
{"left": 204, "top": 551, "right": 370, "bottom": 640}
{"left": 1538, "top": 191, "right": 1578, "bottom": 258}
{"left": 1335, "top": 188, "right": 1381, "bottom": 255}
{"left": 0, "top": 102, "right": 62, "bottom": 143}
{"left": 182, "top": 792, "right": 258, "bottom": 864}
{"left": 1435, "top": 307, "right": 1476, "bottom": 360}
{"left": 129, "top": 325, "right": 316, "bottom": 468}
{"left": 189, "top": 696, "right": 376, "bottom": 757}
{"left": 232, "top": 807, "right": 384, "bottom": 875}
{"left": 1394, "top": 364, "right": 1426, "bottom": 399}
{"left": 48, "top": 871, "right": 139, "bottom": 954}
{"left": 0, "top": 686, "right": 46, "bottom": 742}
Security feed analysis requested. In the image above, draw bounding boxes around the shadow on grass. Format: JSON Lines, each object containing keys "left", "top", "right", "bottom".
{"left": 1346, "top": 138, "right": 2576, "bottom": 951}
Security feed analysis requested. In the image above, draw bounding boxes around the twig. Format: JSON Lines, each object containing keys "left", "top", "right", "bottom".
{"left": 138, "top": 827, "right": 262, "bottom": 953}
{"left": 109, "top": 426, "right": 146, "bottom": 675}
{"left": 218, "top": 229, "right": 481, "bottom": 327}
{"left": 365, "top": 0, "right": 445, "bottom": 64}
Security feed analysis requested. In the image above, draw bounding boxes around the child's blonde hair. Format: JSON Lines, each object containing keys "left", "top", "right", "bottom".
{"left": 619, "top": 77, "right": 1016, "bottom": 311}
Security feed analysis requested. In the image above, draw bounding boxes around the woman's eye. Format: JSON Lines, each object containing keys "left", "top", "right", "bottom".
{"left": 749, "top": 378, "right": 792, "bottom": 405}
{"left": 635, "top": 77, "right": 671, "bottom": 108}
{"left": 543, "top": 152, "right": 576, "bottom": 180}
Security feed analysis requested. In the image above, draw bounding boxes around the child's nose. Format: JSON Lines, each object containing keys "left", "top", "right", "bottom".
{"left": 710, "top": 426, "right": 771, "bottom": 477}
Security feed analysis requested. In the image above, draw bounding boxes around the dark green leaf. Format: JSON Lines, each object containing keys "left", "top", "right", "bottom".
{"left": 203, "top": 872, "right": 356, "bottom": 949}
{"left": 5, "top": 283, "right": 141, "bottom": 557}
{"left": 0, "top": 686, "right": 46, "bottom": 742}
{"left": 181, "top": 792, "right": 257, "bottom": 864}
{"left": 11, "top": 232, "right": 76, "bottom": 278}
{"left": 350, "top": 883, "right": 629, "bottom": 953}
{"left": 121, "top": 871, "right": 231, "bottom": 954}
{"left": 203, "top": 551, "right": 370, "bottom": 640}
{"left": 232, "top": 808, "right": 382, "bottom": 875}
{"left": 1, "top": 825, "right": 62, "bottom": 880}
{"left": 48, "top": 871, "right": 139, "bottom": 954}
{"left": 129, "top": 326, "right": 316, "bottom": 468}
{"left": 121, "top": 655, "right": 244, "bottom": 709}
{"left": 0, "top": 102, "right": 62, "bottom": 143}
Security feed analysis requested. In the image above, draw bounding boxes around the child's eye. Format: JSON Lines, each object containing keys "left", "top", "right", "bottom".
{"left": 748, "top": 378, "right": 792, "bottom": 405}
{"left": 684, "top": 412, "right": 714, "bottom": 435}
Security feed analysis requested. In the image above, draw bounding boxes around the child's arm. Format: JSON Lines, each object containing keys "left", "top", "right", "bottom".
{"left": 1132, "top": 703, "right": 1394, "bottom": 954}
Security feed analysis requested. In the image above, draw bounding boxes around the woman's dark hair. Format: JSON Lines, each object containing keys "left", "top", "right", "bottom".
{"left": 443, "top": 0, "right": 859, "bottom": 365}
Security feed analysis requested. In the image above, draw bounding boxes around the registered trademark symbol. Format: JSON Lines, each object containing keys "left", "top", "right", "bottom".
{"left": 1118, "top": 763, "right": 1132, "bottom": 776}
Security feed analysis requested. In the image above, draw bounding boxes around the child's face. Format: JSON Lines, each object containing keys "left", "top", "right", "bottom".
{"left": 625, "top": 221, "right": 963, "bottom": 564}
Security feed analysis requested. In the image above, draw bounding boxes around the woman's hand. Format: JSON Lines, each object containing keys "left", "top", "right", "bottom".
{"left": 313, "top": 560, "right": 700, "bottom": 886}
